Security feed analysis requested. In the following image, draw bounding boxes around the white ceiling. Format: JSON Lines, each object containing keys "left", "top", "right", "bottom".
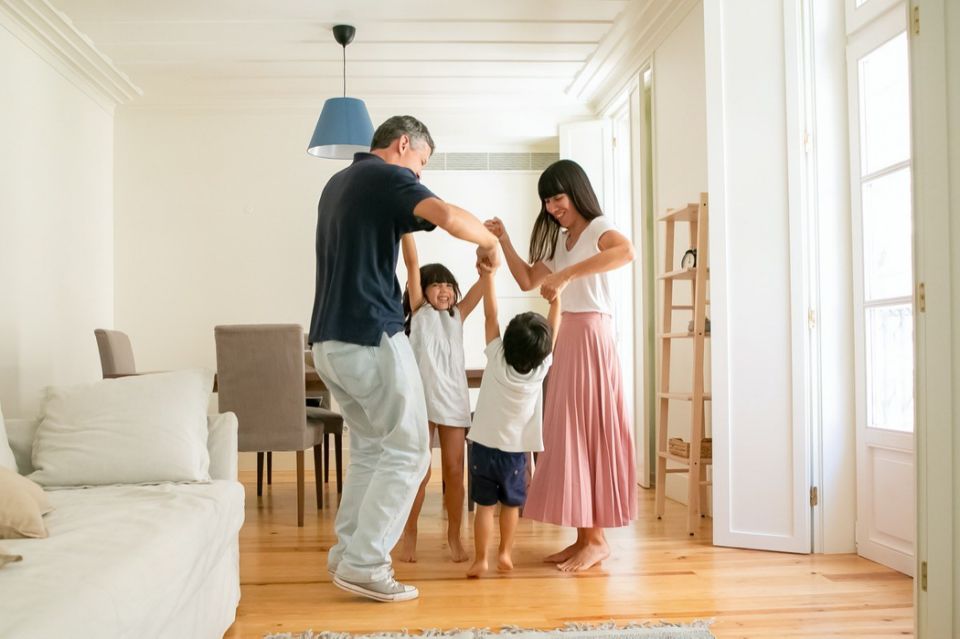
{"left": 52, "top": 0, "right": 630, "bottom": 116}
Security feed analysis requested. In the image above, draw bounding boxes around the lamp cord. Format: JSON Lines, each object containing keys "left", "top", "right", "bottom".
{"left": 341, "top": 44, "right": 346, "bottom": 97}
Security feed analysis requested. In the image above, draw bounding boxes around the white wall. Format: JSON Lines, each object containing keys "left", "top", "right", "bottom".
{"left": 651, "top": 3, "right": 710, "bottom": 507}
{"left": 704, "top": 0, "right": 810, "bottom": 552}
{"left": 114, "top": 107, "right": 548, "bottom": 469}
{"left": 0, "top": 24, "right": 114, "bottom": 417}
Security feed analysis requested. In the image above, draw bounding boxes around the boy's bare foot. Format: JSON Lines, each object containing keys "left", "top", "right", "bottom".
{"left": 466, "top": 558, "right": 487, "bottom": 578}
{"left": 496, "top": 552, "right": 514, "bottom": 572}
{"left": 557, "top": 541, "right": 609, "bottom": 572}
{"left": 448, "top": 535, "right": 469, "bottom": 563}
{"left": 543, "top": 542, "right": 581, "bottom": 564}
{"left": 394, "top": 532, "right": 417, "bottom": 563}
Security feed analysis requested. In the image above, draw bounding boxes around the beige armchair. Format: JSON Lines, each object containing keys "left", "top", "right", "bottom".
{"left": 94, "top": 329, "right": 137, "bottom": 377}
{"left": 214, "top": 324, "right": 343, "bottom": 526}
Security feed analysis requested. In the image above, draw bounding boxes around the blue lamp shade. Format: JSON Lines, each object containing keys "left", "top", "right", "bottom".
{"left": 307, "top": 97, "right": 374, "bottom": 159}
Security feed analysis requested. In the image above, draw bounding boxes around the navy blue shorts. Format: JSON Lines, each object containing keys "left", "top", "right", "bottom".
{"left": 469, "top": 441, "right": 527, "bottom": 507}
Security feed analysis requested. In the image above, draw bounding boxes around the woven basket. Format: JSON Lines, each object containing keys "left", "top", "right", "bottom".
{"left": 668, "top": 437, "right": 712, "bottom": 460}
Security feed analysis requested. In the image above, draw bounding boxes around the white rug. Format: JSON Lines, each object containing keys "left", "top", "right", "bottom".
{"left": 264, "top": 621, "right": 715, "bottom": 639}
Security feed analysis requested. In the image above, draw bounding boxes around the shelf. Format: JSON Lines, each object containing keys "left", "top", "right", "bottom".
{"left": 657, "top": 203, "right": 699, "bottom": 223}
{"left": 658, "top": 268, "right": 695, "bottom": 281}
{"left": 659, "top": 332, "right": 712, "bottom": 339}
{"left": 658, "top": 392, "right": 712, "bottom": 401}
{"left": 657, "top": 451, "right": 713, "bottom": 465}
{"left": 659, "top": 268, "right": 709, "bottom": 281}
{"left": 671, "top": 301, "right": 711, "bottom": 310}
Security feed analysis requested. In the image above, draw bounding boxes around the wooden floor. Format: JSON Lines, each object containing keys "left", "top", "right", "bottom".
{"left": 224, "top": 465, "right": 913, "bottom": 639}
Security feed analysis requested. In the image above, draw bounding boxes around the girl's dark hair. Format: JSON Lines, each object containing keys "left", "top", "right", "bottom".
{"left": 529, "top": 159, "right": 604, "bottom": 263}
{"left": 402, "top": 263, "right": 462, "bottom": 334}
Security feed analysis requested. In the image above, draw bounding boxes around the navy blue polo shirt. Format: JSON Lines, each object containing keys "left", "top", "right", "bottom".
{"left": 309, "top": 153, "right": 437, "bottom": 346}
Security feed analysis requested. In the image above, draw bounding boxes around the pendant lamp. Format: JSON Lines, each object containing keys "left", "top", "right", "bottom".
{"left": 307, "top": 25, "right": 374, "bottom": 159}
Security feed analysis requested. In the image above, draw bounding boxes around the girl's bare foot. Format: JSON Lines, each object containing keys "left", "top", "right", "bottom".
{"left": 466, "top": 558, "right": 487, "bottom": 578}
{"left": 497, "top": 552, "right": 514, "bottom": 572}
{"left": 557, "top": 541, "right": 609, "bottom": 572}
{"left": 543, "top": 542, "right": 581, "bottom": 563}
{"left": 394, "top": 532, "right": 418, "bottom": 563}
{"left": 448, "top": 535, "right": 469, "bottom": 563}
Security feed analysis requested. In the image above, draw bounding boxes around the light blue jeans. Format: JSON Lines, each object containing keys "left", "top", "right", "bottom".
{"left": 312, "top": 332, "right": 430, "bottom": 583}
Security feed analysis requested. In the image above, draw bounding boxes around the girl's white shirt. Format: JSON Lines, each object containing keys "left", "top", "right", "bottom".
{"left": 543, "top": 215, "right": 617, "bottom": 314}
{"left": 408, "top": 305, "right": 471, "bottom": 427}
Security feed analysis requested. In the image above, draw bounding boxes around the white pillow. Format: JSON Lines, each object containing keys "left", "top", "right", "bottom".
{"left": 29, "top": 369, "right": 213, "bottom": 486}
{"left": 0, "top": 403, "right": 17, "bottom": 472}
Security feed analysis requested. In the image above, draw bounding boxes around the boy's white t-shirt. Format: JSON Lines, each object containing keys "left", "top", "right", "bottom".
{"left": 468, "top": 337, "right": 552, "bottom": 453}
{"left": 543, "top": 215, "right": 617, "bottom": 314}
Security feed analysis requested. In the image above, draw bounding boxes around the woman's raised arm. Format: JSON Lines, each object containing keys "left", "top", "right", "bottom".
{"left": 484, "top": 217, "right": 551, "bottom": 292}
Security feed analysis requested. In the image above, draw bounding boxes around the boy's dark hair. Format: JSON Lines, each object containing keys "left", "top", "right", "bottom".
{"left": 402, "top": 263, "right": 461, "bottom": 334}
{"left": 503, "top": 312, "right": 552, "bottom": 374}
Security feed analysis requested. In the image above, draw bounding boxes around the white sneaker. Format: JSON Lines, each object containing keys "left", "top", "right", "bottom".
{"left": 332, "top": 574, "right": 419, "bottom": 602}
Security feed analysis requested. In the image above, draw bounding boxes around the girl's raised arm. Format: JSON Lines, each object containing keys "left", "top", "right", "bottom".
{"left": 457, "top": 277, "right": 484, "bottom": 321}
{"left": 402, "top": 233, "right": 424, "bottom": 314}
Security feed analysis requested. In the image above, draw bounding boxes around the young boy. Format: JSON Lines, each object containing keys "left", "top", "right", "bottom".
{"left": 465, "top": 256, "right": 560, "bottom": 578}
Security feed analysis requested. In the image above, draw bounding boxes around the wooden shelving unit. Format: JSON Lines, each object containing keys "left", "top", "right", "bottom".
{"left": 654, "top": 192, "right": 711, "bottom": 536}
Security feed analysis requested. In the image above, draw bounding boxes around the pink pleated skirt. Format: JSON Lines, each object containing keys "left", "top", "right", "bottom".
{"left": 523, "top": 312, "right": 637, "bottom": 528}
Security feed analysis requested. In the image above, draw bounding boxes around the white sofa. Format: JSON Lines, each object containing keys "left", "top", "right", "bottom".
{"left": 0, "top": 413, "right": 245, "bottom": 639}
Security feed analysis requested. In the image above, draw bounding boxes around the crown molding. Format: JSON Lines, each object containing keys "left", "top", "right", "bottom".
{"left": 0, "top": 0, "right": 142, "bottom": 110}
{"left": 567, "top": 0, "right": 699, "bottom": 113}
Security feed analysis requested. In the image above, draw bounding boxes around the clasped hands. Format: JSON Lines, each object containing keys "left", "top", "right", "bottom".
{"left": 480, "top": 217, "right": 569, "bottom": 302}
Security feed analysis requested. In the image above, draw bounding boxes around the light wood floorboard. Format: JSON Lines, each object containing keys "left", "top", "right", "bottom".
{"left": 224, "top": 465, "right": 913, "bottom": 638}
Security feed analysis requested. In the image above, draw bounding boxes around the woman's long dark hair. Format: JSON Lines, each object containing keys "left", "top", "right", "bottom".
{"left": 529, "top": 159, "right": 604, "bottom": 263}
{"left": 402, "top": 263, "right": 462, "bottom": 334}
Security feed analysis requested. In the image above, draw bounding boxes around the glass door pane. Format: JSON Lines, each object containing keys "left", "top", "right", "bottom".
{"left": 865, "top": 304, "right": 914, "bottom": 432}
{"left": 861, "top": 167, "right": 913, "bottom": 300}
{"left": 858, "top": 32, "right": 910, "bottom": 175}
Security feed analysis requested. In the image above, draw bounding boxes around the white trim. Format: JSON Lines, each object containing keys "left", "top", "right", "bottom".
{"left": 784, "top": 0, "right": 816, "bottom": 556}
{"left": 0, "top": 0, "right": 141, "bottom": 110}
{"left": 569, "top": 0, "right": 699, "bottom": 115}
{"left": 846, "top": 0, "right": 906, "bottom": 37}
{"left": 910, "top": 0, "right": 955, "bottom": 634}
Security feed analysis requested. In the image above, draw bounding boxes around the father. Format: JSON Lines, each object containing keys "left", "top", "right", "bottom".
{"left": 309, "top": 115, "right": 499, "bottom": 602}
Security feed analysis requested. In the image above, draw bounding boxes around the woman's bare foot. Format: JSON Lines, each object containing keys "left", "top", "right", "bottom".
{"left": 448, "top": 535, "right": 469, "bottom": 563}
{"left": 394, "top": 532, "right": 418, "bottom": 563}
{"left": 466, "top": 558, "right": 488, "bottom": 578}
{"left": 557, "top": 541, "right": 609, "bottom": 572}
{"left": 543, "top": 541, "right": 581, "bottom": 564}
{"left": 497, "top": 552, "right": 514, "bottom": 572}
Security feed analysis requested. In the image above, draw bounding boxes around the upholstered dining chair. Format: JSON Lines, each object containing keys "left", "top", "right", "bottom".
{"left": 214, "top": 324, "right": 344, "bottom": 526}
{"left": 94, "top": 328, "right": 137, "bottom": 377}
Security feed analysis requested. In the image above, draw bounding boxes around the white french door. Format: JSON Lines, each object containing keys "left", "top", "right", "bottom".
{"left": 846, "top": 3, "right": 915, "bottom": 576}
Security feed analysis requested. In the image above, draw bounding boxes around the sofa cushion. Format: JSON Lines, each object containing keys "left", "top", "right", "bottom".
{"left": 0, "top": 481, "right": 244, "bottom": 637}
{"left": 0, "top": 404, "right": 16, "bottom": 472}
{"left": 0, "top": 468, "right": 53, "bottom": 539}
{"left": 29, "top": 369, "right": 213, "bottom": 487}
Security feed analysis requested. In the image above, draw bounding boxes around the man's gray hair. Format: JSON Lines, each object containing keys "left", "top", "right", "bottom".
{"left": 370, "top": 115, "right": 435, "bottom": 154}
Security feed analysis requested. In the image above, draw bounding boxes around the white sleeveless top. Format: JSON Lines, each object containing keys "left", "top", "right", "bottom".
{"left": 408, "top": 305, "right": 471, "bottom": 427}
{"left": 543, "top": 215, "right": 617, "bottom": 314}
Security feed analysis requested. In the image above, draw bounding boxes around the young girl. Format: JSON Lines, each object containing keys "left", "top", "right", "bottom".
{"left": 396, "top": 233, "right": 484, "bottom": 563}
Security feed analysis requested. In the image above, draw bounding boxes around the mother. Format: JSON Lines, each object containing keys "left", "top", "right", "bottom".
{"left": 485, "top": 159, "right": 636, "bottom": 572}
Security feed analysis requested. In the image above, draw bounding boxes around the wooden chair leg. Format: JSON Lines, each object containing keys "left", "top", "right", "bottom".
{"left": 324, "top": 432, "right": 330, "bottom": 483}
{"left": 335, "top": 432, "right": 343, "bottom": 495}
{"left": 256, "top": 452, "right": 264, "bottom": 497}
{"left": 267, "top": 451, "right": 272, "bottom": 485}
{"left": 297, "top": 450, "right": 305, "bottom": 527}
{"left": 313, "top": 443, "right": 323, "bottom": 509}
